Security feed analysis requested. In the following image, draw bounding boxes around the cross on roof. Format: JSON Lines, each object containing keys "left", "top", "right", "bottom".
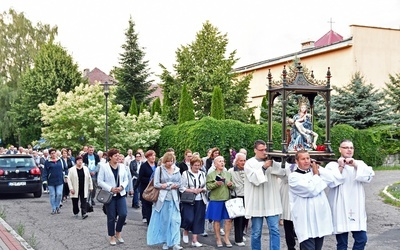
{"left": 328, "top": 17, "right": 335, "bottom": 30}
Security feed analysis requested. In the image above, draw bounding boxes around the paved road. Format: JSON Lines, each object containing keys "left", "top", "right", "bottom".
{"left": 0, "top": 170, "right": 399, "bottom": 250}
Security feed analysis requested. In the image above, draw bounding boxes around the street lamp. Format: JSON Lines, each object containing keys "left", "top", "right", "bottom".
{"left": 100, "top": 81, "right": 112, "bottom": 152}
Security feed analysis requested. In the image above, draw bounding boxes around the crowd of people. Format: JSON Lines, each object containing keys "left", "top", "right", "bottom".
{"left": 0, "top": 138, "right": 375, "bottom": 250}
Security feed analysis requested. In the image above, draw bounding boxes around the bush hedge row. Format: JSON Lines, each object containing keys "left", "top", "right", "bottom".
{"left": 156, "top": 117, "right": 399, "bottom": 167}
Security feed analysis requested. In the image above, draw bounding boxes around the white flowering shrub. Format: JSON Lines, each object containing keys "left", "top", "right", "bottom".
{"left": 39, "top": 83, "right": 163, "bottom": 152}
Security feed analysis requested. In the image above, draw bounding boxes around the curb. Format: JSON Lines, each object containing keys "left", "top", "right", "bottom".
{"left": 0, "top": 217, "right": 33, "bottom": 250}
{"left": 383, "top": 184, "right": 400, "bottom": 202}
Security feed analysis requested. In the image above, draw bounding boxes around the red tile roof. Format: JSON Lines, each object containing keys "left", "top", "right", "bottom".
{"left": 314, "top": 30, "right": 343, "bottom": 47}
{"left": 83, "top": 67, "right": 116, "bottom": 85}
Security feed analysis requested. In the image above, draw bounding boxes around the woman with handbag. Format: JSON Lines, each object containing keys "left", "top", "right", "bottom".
{"left": 147, "top": 152, "right": 183, "bottom": 250}
{"left": 97, "top": 148, "right": 129, "bottom": 246}
{"left": 67, "top": 156, "right": 93, "bottom": 219}
{"left": 205, "top": 156, "right": 235, "bottom": 248}
{"left": 133, "top": 150, "right": 157, "bottom": 225}
{"left": 179, "top": 155, "right": 207, "bottom": 247}
{"left": 227, "top": 153, "right": 248, "bottom": 247}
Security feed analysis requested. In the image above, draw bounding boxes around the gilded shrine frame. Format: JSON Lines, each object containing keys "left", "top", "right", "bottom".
{"left": 266, "top": 63, "right": 334, "bottom": 163}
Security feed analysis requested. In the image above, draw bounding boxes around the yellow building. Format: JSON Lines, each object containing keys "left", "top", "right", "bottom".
{"left": 235, "top": 24, "right": 400, "bottom": 121}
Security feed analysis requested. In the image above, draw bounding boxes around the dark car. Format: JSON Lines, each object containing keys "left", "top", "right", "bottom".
{"left": 0, "top": 154, "right": 42, "bottom": 197}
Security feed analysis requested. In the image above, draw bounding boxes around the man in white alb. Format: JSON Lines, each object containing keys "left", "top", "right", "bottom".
{"left": 325, "top": 139, "right": 374, "bottom": 250}
{"left": 289, "top": 150, "right": 333, "bottom": 250}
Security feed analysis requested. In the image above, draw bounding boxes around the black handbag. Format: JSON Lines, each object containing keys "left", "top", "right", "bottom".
{"left": 180, "top": 191, "right": 196, "bottom": 204}
{"left": 96, "top": 188, "right": 113, "bottom": 204}
{"left": 180, "top": 171, "right": 197, "bottom": 205}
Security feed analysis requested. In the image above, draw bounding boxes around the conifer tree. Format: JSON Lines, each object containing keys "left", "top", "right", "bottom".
{"left": 114, "top": 17, "right": 154, "bottom": 113}
{"left": 259, "top": 95, "right": 268, "bottom": 124}
{"left": 384, "top": 73, "right": 400, "bottom": 114}
{"left": 151, "top": 97, "right": 162, "bottom": 116}
{"left": 128, "top": 95, "right": 138, "bottom": 116}
{"left": 210, "top": 86, "right": 225, "bottom": 120}
{"left": 139, "top": 102, "right": 148, "bottom": 114}
{"left": 178, "top": 83, "right": 195, "bottom": 124}
{"left": 331, "top": 72, "right": 394, "bottom": 129}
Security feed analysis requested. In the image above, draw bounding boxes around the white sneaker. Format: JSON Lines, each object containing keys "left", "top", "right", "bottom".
{"left": 235, "top": 242, "right": 246, "bottom": 246}
{"left": 173, "top": 244, "right": 183, "bottom": 250}
{"left": 220, "top": 229, "right": 225, "bottom": 236}
{"left": 182, "top": 234, "right": 189, "bottom": 244}
{"left": 162, "top": 243, "right": 168, "bottom": 249}
{"left": 142, "top": 218, "right": 147, "bottom": 223}
{"left": 192, "top": 241, "right": 203, "bottom": 247}
{"left": 242, "top": 236, "right": 246, "bottom": 242}
{"left": 201, "top": 231, "right": 208, "bottom": 237}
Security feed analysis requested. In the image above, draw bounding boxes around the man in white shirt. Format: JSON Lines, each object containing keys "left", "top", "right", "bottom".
{"left": 244, "top": 139, "right": 285, "bottom": 250}
{"left": 289, "top": 150, "right": 333, "bottom": 250}
{"left": 124, "top": 149, "right": 134, "bottom": 167}
{"left": 325, "top": 139, "right": 375, "bottom": 250}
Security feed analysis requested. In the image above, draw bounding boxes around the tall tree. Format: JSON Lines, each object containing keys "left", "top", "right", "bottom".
{"left": 331, "top": 72, "right": 394, "bottom": 129}
{"left": 11, "top": 43, "right": 82, "bottom": 145}
{"left": 178, "top": 83, "right": 195, "bottom": 124}
{"left": 128, "top": 96, "right": 138, "bottom": 116}
{"left": 0, "top": 9, "right": 57, "bottom": 144}
{"left": 210, "top": 86, "right": 225, "bottom": 120}
{"left": 384, "top": 73, "right": 400, "bottom": 114}
{"left": 113, "top": 17, "right": 154, "bottom": 113}
{"left": 160, "top": 21, "right": 253, "bottom": 123}
{"left": 151, "top": 97, "right": 162, "bottom": 116}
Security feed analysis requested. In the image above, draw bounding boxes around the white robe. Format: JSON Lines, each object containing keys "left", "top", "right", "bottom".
{"left": 244, "top": 158, "right": 285, "bottom": 219}
{"left": 289, "top": 168, "right": 334, "bottom": 243}
{"left": 325, "top": 160, "right": 375, "bottom": 233}
{"left": 279, "top": 162, "right": 296, "bottom": 221}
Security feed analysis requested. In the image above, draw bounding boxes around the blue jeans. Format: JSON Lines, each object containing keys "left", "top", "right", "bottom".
{"left": 251, "top": 215, "right": 280, "bottom": 250}
{"left": 106, "top": 195, "right": 127, "bottom": 236}
{"left": 336, "top": 231, "right": 367, "bottom": 250}
{"left": 132, "top": 179, "right": 139, "bottom": 206}
{"left": 48, "top": 184, "right": 63, "bottom": 210}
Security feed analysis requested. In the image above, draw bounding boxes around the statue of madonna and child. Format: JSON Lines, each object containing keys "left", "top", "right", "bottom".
{"left": 287, "top": 99, "right": 319, "bottom": 151}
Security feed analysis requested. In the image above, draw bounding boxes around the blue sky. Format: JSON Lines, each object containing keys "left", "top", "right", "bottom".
{"left": 1, "top": 0, "right": 399, "bottom": 82}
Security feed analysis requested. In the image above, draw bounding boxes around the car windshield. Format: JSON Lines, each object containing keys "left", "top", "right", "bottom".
{"left": 0, "top": 157, "right": 35, "bottom": 168}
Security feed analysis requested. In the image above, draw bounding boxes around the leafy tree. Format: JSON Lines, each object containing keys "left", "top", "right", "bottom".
{"left": 331, "top": 72, "right": 394, "bottom": 129}
{"left": 10, "top": 43, "right": 82, "bottom": 145}
{"left": 0, "top": 9, "right": 57, "bottom": 144}
{"left": 39, "top": 84, "right": 163, "bottom": 152}
{"left": 151, "top": 97, "right": 162, "bottom": 116}
{"left": 160, "top": 21, "right": 253, "bottom": 123}
{"left": 113, "top": 17, "right": 154, "bottom": 113}
{"left": 178, "top": 83, "right": 195, "bottom": 124}
{"left": 210, "top": 86, "right": 225, "bottom": 120}
{"left": 384, "top": 73, "right": 400, "bottom": 114}
{"left": 128, "top": 95, "right": 138, "bottom": 116}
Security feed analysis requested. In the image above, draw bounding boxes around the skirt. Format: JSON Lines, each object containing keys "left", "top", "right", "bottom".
{"left": 147, "top": 200, "right": 181, "bottom": 247}
{"left": 205, "top": 200, "right": 230, "bottom": 221}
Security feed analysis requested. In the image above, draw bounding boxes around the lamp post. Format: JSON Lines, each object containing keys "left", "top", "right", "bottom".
{"left": 100, "top": 81, "right": 111, "bottom": 152}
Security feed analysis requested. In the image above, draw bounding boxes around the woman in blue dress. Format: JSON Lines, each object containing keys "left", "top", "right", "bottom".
{"left": 147, "top": 152, "right": 183, "bottom": 250}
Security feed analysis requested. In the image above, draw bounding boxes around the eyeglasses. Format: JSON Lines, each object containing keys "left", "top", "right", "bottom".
{"left": 256, "top": 148, "right": 267, "bottom": 152}
{"left": 340, "top": 146, "right": 354, "bottom": 150}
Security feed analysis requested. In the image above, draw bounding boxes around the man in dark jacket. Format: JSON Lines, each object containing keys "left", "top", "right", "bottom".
{"left": 82, "top": 146, "right": 100, "bottom": 205}
{"left": 129, "top": 152, "right": 142, "bottom": 208}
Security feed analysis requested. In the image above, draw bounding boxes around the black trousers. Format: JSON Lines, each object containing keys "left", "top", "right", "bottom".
{"left": 71, "top": 190, "right": 87, "bottom": 216}
{"left": 283, "top": 219, "right": 297, "bottom": 250}
{"left": 141, "top": 195, "right": 153, "bottom": 224}
{"left": 233, "top": 196, "right": 247, "bottom": 243}
{"left": 300, "top": 237, "right": 324, "bottom": 250}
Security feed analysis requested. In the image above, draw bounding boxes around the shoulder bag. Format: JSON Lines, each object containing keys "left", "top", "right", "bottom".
{"left": 96, "top": 187, "right": 113, "bottom": 204}
{"left": 142, "top": 167, "right": 161, "bottom": 203}
{"left": 225, "top": 190, "right": 245, "bottom": 219}
{"left": 180, "top": 171, "right": 197, "bottom": 205}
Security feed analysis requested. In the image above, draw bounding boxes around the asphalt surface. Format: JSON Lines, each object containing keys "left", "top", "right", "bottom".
{"left": 0, "top": 170, "right": 399, "bottom": 250}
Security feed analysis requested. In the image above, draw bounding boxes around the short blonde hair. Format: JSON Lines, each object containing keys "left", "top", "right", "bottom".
{"left": 162, "top": 152, "right": 175, "bottom": 164}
